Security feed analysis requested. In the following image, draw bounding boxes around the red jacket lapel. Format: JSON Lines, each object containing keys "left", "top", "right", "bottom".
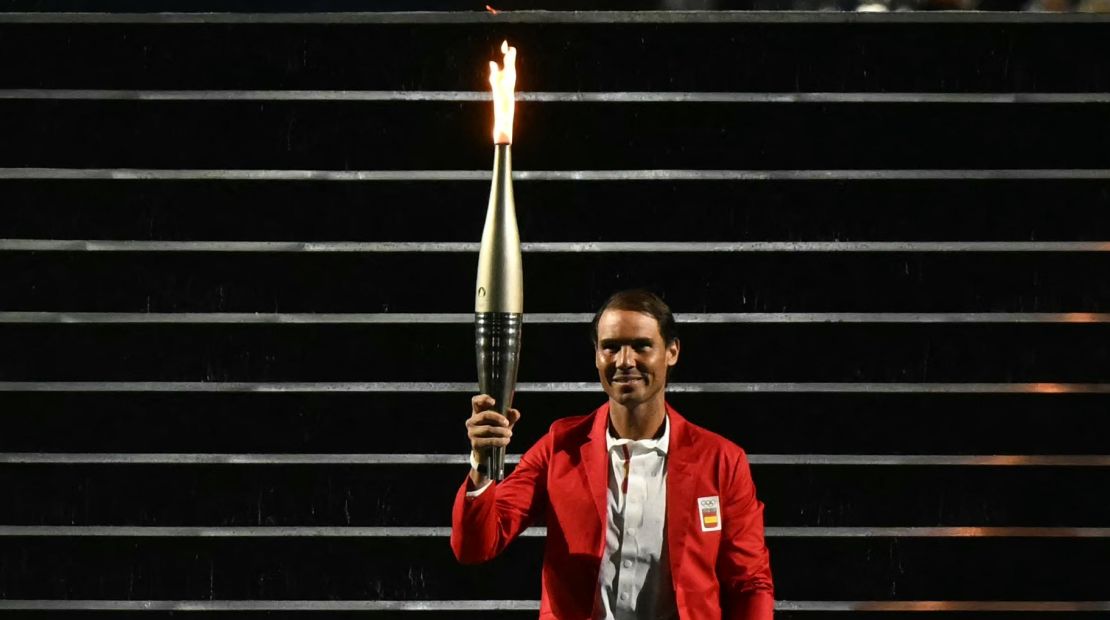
{"left": 579, "top": 402, "right": 611, "bottom": 554}
{"left": 665, "top": 403, "right": 696, "bottom": 591}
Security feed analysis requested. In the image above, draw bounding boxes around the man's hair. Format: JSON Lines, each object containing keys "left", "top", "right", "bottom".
{"left": 590, "top": 289, "right": 678, "bottom": 346}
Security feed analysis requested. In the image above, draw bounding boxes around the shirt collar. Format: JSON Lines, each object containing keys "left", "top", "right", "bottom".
{"left": 606, "top": 413, "right": 670, "bottom": 456}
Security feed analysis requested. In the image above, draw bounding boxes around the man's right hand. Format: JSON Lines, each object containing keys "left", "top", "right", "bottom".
{"left": 466, "top": 394, "right": 521, "bottom": 487}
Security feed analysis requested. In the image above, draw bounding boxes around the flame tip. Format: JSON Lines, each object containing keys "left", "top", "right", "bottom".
{"left": 488, "top": 38, "right": 517, "bottom": 145}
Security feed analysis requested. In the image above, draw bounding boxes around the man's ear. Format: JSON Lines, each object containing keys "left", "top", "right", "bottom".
{"left": 667, "top": 337, "right": 680, "bottom": 367}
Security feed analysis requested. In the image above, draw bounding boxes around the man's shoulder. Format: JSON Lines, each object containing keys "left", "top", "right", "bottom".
{"left": 675, "top": 411, "right": 750, "bottom": 461}
{"left": 517, "top": 409, "right": 597, "bottom": 464}
{"left": 547, "top": 409, "right": 597, "bottom": 438}
{"left": 674, "top": 413, "right": 756, "bottom": 493}
{"left": 532, "top": 406, "right": 606, "bottom": 456}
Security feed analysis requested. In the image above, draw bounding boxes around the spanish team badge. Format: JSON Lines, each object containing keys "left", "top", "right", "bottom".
{"left": 698, "top": 496, "right": 722, "bottom": 532}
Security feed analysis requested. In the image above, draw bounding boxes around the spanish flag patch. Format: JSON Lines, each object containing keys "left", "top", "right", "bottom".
{"left": 698, "top": 496, "right": 722, "bottom": 532}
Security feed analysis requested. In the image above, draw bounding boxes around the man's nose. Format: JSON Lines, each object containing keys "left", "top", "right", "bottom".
{"left": 616, "top": 345, "right": 635, "bottom": 368}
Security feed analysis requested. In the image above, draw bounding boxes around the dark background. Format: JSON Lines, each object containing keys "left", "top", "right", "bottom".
{"left": 0, "top": 8, "right": 1108, "bottom": 619}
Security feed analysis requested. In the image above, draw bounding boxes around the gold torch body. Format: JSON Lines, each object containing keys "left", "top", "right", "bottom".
{"left": 475, "top": 143, "right": 523, "bottom": 481}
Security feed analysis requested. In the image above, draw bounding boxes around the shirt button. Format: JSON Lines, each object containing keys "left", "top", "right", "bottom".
{"left": 627, "top": 528, "right": 636, "bottom": 536}
{"left": 620, "top": 593, "right": 629, "bottom": 601}
{"left": 623, "top": 559, "right": 632, "bottom": 568}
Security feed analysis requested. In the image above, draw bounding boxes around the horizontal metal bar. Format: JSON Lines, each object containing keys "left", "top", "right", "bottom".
{"left": 4, "top": 239, "right": 1108, "bottom": 252}
{"left": 0, "top": 600, "right": 1106, "bottom": 612}
{"left": 1, "top": 89, "right": 1107, "bottom": 104}
{"left": 2, "top": 381, "right": 1108, "bottom": 394}
{"left": 772, "top": 527, "right": 1110, "bottom": 537}
{"left": 0, "top": 525, "right": 1104, "bottom": 538}
{"left": 0, "top": 453, "right": 480, "bottom": 465}
{"left": 4, "top": 312, "right": 1110, "bottom": 325}
{"left": 0, "top": 10, "right": 1107, "bottom": 24}
{"left": 0, "top": 168, "right": 494, "bottom": 181}
{"left": 751, "top": 455, "right": 1110, "bottom": 466}
{"left": 1, "top": 453, "right": 1106, "bottom": 466}
{"left": 0, "top": 525, "right": 469, "bottom": 537}
{"left": 1, "top": 168, "right": 1109, "bottom": 182}
{"left": 0, "top": 600, "right": 542, "bottom": 611}
{"left": 780, "top": 601, "right": 1110, "bottom": 612}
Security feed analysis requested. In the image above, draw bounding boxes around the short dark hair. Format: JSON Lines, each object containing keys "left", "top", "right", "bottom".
{"left": 590, "top": 289, "right": 678, "bottom": 346}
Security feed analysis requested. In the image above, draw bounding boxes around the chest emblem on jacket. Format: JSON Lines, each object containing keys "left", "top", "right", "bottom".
{"left": 698, "top": 496, "right": 722, "bottom": 532}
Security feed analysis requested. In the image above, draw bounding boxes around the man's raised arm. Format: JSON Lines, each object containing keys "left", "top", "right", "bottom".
{"left": 450, "top": 395, "right": 550, "bottom": 563}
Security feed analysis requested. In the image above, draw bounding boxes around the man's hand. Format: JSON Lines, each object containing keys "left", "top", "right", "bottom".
{"left": 466, "top": 394, "right": 521, "bottom": 487}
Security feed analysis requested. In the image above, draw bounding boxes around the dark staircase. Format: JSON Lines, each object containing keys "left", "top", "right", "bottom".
{"left": 0, "top": 9, "right": 1108, "bottom": 619}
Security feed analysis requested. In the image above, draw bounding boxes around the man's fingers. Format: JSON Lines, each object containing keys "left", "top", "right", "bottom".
{"left": 469, "top": 426, "right": 511, "bottom": 442}
{"left": 471, "top": 436, "right": 512, "bottom": 448}
{"left": 468, "top": 417, "right": 512, "bottom": 449}
{"left": 471, "top": 394, "right": 496, "bottom": 413}
{"left": 469, "top": 424, "right": 512, "bottom": 439}
{"left": 466, "top": 396, "right": 517, "bottom": 451}
{"left": 467, "top": 411, "right": 510, "bottom": 428}
{"left": 468, "top": 416, "right": 512, "bottom": 434}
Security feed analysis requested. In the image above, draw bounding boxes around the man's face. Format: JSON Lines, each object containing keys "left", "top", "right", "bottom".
{"left": 595, "top": 309, "right": 680, "bottom": 409}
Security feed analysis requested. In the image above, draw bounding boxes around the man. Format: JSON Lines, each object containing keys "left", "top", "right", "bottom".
{"left": 452, "top": 290, "right": 774, "bottom": 619}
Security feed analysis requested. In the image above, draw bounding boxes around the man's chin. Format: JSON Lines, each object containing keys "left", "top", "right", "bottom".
{"left": 607, "top": 386, "right": 645, "bottom": 406}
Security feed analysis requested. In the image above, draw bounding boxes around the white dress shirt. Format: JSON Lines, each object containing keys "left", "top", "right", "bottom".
{"left": 596, "top": 415, "right": 677, "bottom": 620}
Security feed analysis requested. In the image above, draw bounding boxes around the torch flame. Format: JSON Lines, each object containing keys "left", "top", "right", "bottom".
{"left": 489, "top": 40, "right": 517, "bottom": 145}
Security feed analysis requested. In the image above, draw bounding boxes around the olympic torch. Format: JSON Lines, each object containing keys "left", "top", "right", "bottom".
{"left": 475, "top": 41, "right": 522, "bottom": 481}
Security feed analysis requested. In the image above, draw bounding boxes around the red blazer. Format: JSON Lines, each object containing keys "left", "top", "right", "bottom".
{"left": 451, "top": 402, "right": 774, "bottom": 619}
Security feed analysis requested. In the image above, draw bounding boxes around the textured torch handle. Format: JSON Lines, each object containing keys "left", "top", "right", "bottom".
{"left": 475, "top": 311, "right": 523, "bottom": 481}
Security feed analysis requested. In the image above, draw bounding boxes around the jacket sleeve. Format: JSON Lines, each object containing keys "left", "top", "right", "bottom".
{"left": 717, "top": 447, "right": 775, "bottom": 620}
{"left": 450, "top": 430, "right": 551, "bottom": 564}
